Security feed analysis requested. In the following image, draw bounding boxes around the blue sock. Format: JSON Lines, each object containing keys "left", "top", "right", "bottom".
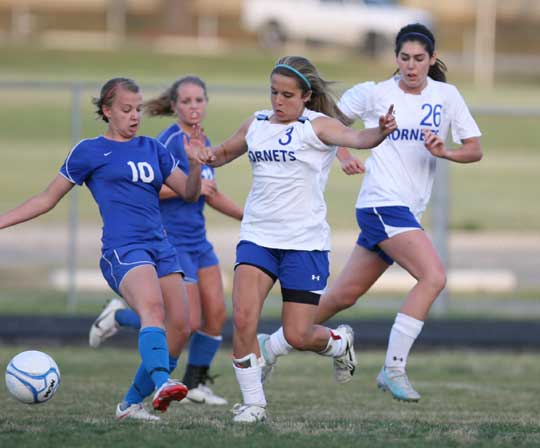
{"left": 139, "top": 327, "right": 169, "bottom": 389}
{"left": 187, "top": 331, "right": 222, "bottom": 367}
{"left": 169, "top": 355, "right": 179, "bottom": 375}
{"left": 115, "top": 309, "right": 141, "bottom": 329}
{"left": 123, "top": 353, "right": 179, "bottom": 404}
{"left": 123, "top": 363, "right": 154, "bottom": 405}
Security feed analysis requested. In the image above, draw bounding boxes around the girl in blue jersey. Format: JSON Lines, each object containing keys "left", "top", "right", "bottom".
{"left": 0, "top": 77, "right": 211, "bottom": 421}
{"left": 197, "top": 56, "right": 397, "bottom": 423}
{"left": 89, "top": 76, "right": 243, "bottom": 405}
{"left": 260, "top": 24, "right": 483, "bottom": 403}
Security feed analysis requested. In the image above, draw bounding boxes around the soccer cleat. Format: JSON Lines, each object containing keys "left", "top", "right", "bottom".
{"left": 152, "top": 379, "right": 188, "bottom": 412}
{"left": 376, "top": 367, "right": 421, "bottom": 402}
{"left": 115, "top": 403, "right": 160, "bottom": 421}
{"left": 231, "top": 403, "right": 267, "bottom": 423}
{"left": 257, "top": 333, "right": 276, "bottom": 383}
{"left": 183, "top": 384, "right": 228, "bottom": 405}
{"left": 89, "top": 298, "right": 127, "bottom": 348}
{"left": 332, "top": 324, "right": 357, "bottom": 384}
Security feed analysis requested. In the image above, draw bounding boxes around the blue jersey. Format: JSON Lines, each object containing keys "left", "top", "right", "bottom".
{"left": 157, "top": 123, "right": 214, "bottom": 250}
{"left": 59, "top": 136, "right": 177, "bottom": 250}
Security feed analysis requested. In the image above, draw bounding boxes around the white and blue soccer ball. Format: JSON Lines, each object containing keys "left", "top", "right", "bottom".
{"left": 5, "top": 350, "right": 61, "bottom": 404}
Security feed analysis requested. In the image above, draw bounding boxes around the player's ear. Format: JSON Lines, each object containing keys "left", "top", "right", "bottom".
{"left": 430, "top": 51, "right": 438, "bottom": 66}
{"left": 302, "top": 90, "right": 312, "bottom": 104}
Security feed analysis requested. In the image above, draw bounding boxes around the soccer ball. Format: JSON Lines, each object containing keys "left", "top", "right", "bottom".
{"left": 5, "top": 350, "right": 61, "bottom": 404}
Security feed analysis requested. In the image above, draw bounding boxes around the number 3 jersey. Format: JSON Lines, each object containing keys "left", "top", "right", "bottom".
{"left": 240, "top": 108, "right": 336, "bottom": 251}
{"left": 339, "top": 77, "right": 481, "bottom": 220}
{"left": 59, "top": 136, "right": 178, "bottom": 250}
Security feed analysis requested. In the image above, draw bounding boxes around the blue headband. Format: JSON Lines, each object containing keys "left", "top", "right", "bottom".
{"left": 399, "top": 32, "right": 434, "bottom": 48}
{"left": 274, "top": 64, "right": 312, "bottom": 90}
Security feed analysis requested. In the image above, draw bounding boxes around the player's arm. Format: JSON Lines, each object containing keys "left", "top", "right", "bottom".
{"left": 203, "top": 118, "right": 253, "bottom": 167}
{"left": 423, "top": 131, "right": 483, "bottom": 163}
{"left": 163, "top": 126, "right": 214, "bottom": 202}
{"left": 336, "top": 147, "right": 365, "bottom": 175}
{"left": 206, "top": 188, "right": 243, "bottom": 221}
{"left": 164, "top": 163, "right": 201, "bottom": 203}
{"left": 0, "top": 175, "right": 74, "bottom": 229}
{"left": 160, "top": 178, "right": 218, "bottom": 200}
{"left": 314, "top": 105, "right": 396, "bottom": 149}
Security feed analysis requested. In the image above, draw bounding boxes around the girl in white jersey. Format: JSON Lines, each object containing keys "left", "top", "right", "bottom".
{"left": 261, "top": 24, "right": 483, "bottom": 403}
{"left": 198, "top": 55, "right": 397, "bottom": 423}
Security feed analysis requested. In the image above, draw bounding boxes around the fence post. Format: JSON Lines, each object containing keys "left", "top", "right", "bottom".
{"left": 67, "top": 82, "right": 82, "bottom": 314}
{"left": 431, "top": 158, "right": 450, "bottom": 315}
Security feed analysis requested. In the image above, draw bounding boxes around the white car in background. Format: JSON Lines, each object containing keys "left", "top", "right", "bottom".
{"left": 242, "top": 0, "right": 432, "bottom": 57}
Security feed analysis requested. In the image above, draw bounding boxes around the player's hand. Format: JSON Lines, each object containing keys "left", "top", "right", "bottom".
{"left": 201, "top": 179, "right": 217, "bottom": 197}
{"left": 378, "top": 104, "right": 397, "bottom": 136}
{"left": 423, "top": 129, "right": 448, "bottom": 158}
{"left": 183, "top": 124, "right": 215, "bottom": 164}
{"left": 339, "top": 155, "right": 365, "bottom": 175}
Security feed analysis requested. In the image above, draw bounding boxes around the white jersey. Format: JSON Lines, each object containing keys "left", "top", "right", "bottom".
{"left": 240, "top": 108, "right": 337, "bottom": 251}
{"left": 339, "top": 77, "right": 481, "bottom": 220}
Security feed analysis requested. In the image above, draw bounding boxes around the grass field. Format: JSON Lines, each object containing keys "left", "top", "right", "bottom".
{"left": 1, "top": 346, "right": 539, "bottom": 447}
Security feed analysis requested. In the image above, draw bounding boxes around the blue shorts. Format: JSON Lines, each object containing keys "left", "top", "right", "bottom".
{"left": 235, "top": 240, "right": 329, "bottom": 305}
{"left": 100, "top": 240, "right": 183, "bottom": 297}
{"left": 356, "top": 206, "right": 423, "bottom": 265}
{"left": 175, "top": 241, "right": 219, "bottom": 284}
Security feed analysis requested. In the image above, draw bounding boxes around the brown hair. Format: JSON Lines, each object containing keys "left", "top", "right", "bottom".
{"left": 144, "top": 76, "right": 208, "bottom": 117}
{"left": 92, "top": 78, "right": 140, "bottom": 123}
{"left": 272, "top": 56, "right": 352, "bottom": 126}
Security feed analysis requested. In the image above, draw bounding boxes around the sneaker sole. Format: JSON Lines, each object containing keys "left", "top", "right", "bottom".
{"left": 377, "top": 382, "right": 420, "bottom": 403}
{"left": 152, "top": 383, "right": 188, "bottom": 412}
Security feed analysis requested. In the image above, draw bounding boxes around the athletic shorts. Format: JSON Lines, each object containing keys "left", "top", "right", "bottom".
{"left": 100, "top": 240, "right": 183, "bottom": 297}
{"left": 174, "top": 240, "right": 219, "bottom": 284}
{"left": 356, "top": 206, "right": 423, "bottom": 265}
{"left": 235, "top": 240, "right": 329, "bottom": 305}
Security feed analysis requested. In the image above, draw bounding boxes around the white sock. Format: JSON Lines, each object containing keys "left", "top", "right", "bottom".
{"left": 384, "top": 313, "right": 424, "bottom": 372}
{"left": 267, "top": 327, "right": 293, "bottom": 362}
{"left": 318, "top": 329, "right": 346, "bottom": 357}
{"left": 232, "top": 353, "right": 267, "bottom": 407}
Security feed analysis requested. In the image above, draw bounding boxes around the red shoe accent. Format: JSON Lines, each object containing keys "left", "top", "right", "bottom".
{"left": 152, "top": 382, "right": 188, "bottom": 412}
{"left": 329, "top": 330, "right": 342, "bottom": 340}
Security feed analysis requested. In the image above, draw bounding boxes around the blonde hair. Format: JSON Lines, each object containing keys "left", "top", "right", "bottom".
{"left": 144, "top": 76, "right": 208, "bottom": 117}
{"left": 272, "top": 56, "right": 352, "bottom": 126}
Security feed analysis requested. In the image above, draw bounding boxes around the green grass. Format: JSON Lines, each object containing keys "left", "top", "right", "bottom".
{"left": 1, "top": 347, "right": 539, "bottom": 447}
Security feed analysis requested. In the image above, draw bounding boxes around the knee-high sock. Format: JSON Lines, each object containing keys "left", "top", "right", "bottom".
{"left": 139, "top": 326, "right": 169, "bottom": 389}
{"left": 266, "top": 327, "right": 293, "bottom": 362}
{"left": 115, "top": 308, "right": 141, "bottom": 329}
{"left": 123, "top": 353, "right": 179, "bottom": 405}
{"left": 187, "top": 330, "right": 222, "bottom": 367}
{"left": 385, "top": 313, "right": 424, "bottom": 371}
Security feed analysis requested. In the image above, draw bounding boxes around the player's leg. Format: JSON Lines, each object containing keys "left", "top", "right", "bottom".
{"left": 231, "top": 241, "right": 276, "bottom": 423}
{"left": 259, "top": 210, "right": 390, "bottom": 371}
{"left": 183, "top": 260, "right": 228, "bottom": 405}
{"left": 231, "top": 264, "right": 274, "bottom": 423}
{"left": 376, "top": 229, "right": 445, "bottom": 402}
{"left": 315, "top": 245, "right": 389, "bottom": 324}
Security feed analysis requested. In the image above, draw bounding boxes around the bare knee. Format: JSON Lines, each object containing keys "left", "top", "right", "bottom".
{"left": 141, "top": 300, "right": 165, "bottom": 326}
{"left": 233, "top": 307, "right": 257, "bottom": 337}
{"left": 282, "top": 327, "right": 311, "bottom": 351}
{"left": 202, "top": 305, "right": 227, "bottom": 335}
{"left": 421, "top": 267, "right": 447, "bottom": 295}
